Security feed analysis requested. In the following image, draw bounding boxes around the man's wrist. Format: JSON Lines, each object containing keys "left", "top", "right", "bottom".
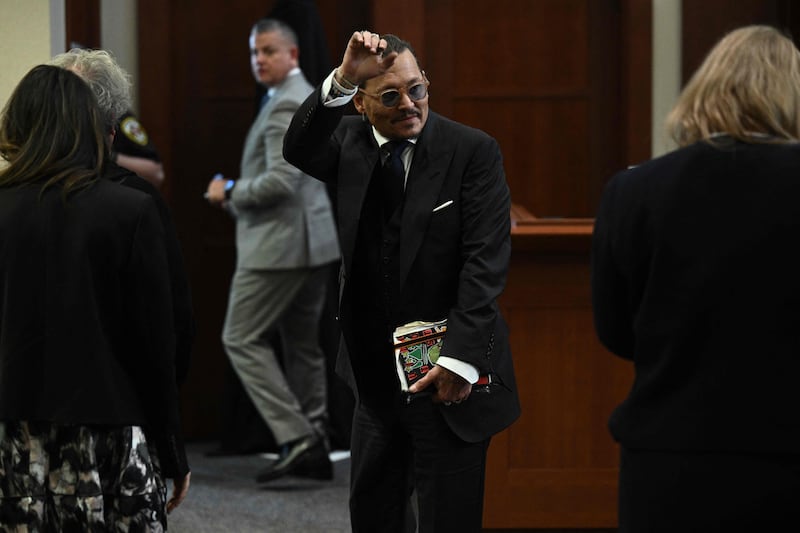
{"left": 334, "top": 67, "right": 358, "bottom": 90}
{"left": 224, "top": 179, "right": 235, "bottom": 200}
{"left": 330, "top": 69, "right": 358, "bottom": 99}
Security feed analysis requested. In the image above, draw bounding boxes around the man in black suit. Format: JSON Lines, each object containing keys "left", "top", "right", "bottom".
{"left": 284, "top": 31, "right": 520, "bottom": 532}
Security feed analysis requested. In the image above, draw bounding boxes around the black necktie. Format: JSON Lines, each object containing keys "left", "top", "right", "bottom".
{"left": 381, "top": 140, "right": 409, "bottom": 220}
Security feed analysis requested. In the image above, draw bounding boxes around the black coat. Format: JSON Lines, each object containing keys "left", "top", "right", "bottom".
{"left": 592, "top": 138, "right": 800, "bottom": 454}
{"left": 106, "top": 162, "right": 195, "bottom": 384}
{"left": 0, "top": 177, "right": 188, "bottom": 476}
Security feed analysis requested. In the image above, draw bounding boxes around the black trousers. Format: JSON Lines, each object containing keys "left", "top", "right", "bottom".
{"left": 619, "top": 446, "right": 800, "bottom": 532}
{"left": 349, "top": 394, "right": 489, "bottom": 533}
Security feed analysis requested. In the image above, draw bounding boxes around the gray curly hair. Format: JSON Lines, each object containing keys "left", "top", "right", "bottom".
{"left": 48, "top": 48, "right": 132, "bottom": 131}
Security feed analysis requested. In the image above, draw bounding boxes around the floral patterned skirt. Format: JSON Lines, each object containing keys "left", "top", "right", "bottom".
{"left": 0, "top": 421, "right": 167, "bottom": 532}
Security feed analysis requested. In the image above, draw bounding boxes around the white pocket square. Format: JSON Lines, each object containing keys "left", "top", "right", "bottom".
{"left": 432, "top": 200, "right": 454, "bottom": 212}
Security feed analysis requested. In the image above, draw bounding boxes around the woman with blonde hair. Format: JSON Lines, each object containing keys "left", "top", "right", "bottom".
{"left": 592, "top": 26, "right": 800, "bottom": 531}
{"left": 667, "top": 25, "right": 800, "bottom": 146}
{"left": 0, "top": 65, "right": 189, "bottom": 530}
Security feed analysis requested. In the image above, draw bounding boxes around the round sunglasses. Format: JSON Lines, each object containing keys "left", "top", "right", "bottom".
{"left": 358, "top": 80, "right": 429, "bottom": 107}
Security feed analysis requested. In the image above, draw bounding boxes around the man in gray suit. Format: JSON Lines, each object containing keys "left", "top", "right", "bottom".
{"left": 205, "top": 18, "right": 340, "bottom": 482}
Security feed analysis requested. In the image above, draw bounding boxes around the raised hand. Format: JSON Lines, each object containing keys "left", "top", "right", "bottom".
{"left": 337, "top": 30, "right": 398, "bottom": 87}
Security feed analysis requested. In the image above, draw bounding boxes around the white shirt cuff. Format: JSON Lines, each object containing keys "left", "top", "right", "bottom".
{"left": 321, "top": 70, "right": 357, "bottom": 107}
{"left": 436, "top": 356, "right": 480, "bottom": 384}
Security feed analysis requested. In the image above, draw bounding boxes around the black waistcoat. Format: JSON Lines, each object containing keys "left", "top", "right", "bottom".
{"left": 349, "top": 161, "right": 405, "bottom": 403}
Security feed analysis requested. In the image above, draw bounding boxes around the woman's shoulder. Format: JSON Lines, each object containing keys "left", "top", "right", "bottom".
{"left": 68, "top": 179, "right": 160, "bottom": 229}
{"left": 85, "top": 178, "right": 156, "bottom": 208}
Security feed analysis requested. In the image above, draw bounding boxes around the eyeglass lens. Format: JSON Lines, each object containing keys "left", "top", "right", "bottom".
{"left": 380, "top": 83, "right": 427, "bottom": 107}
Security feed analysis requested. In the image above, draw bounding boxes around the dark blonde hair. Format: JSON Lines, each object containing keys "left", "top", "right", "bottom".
{"left": 666, "top": 25, "right": 800, "bottom": 146}
{"left": 0, "top": 65, "right": 107, "bottom": 195}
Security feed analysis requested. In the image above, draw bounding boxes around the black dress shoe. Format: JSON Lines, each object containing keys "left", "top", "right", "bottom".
{"left": 258, "top": 443, "right": 334, "bottom": 481}
{"left": 293, "top": 449, "right": 333, "bottom": 480}
{"left": 255, "top": 434, "right": 325, "bottom": 483}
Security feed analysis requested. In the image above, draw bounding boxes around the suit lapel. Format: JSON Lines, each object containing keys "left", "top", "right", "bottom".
{"left": 338, "top": 123, "right": 380, "bottom": 277}
{"left": 397, "top": 113, "right": 450, "bottom": 289}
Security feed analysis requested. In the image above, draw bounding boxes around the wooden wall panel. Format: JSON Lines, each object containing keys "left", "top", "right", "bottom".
{"left": 484, "top": 224, "right": 633, "bottom": 528}
{"left": 454, "top": 1, "right": 590, "bottom": 93}
{"left": 65, "top": 0, "right": 100, "bottom": 49}
{"left": 457, "top": 98, "right": 591, "bottom": 216}
{"left": 136, "top": 0, "right": 172, "bottom": 197}
{"left": 400, "top": 0, "right": 630, "bottom": 217}
{"left": 372, "top": 0, "right": 426, "bottom": 62}
{"left": 507, "top": 303, "right": 621, "bottom": 471}
{"left": 682, "top": 0, "right": 787, "bottom": 82}
{"left": 620, "top": 0, "right": 652, "bottom": 167}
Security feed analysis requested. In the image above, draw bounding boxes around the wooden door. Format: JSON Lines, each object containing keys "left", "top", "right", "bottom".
{"left": 136, "top": 0, "right": 368, "bottom": 438}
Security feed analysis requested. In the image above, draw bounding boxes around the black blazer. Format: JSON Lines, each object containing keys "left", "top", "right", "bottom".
{"left": 592, "top": 138, "right": 800, "bottom": 454}
{"left": 0, "top": 178, "right": 188, "bottom": 476}
{"left": 106, "top": 162, "right": 195, "bottom": 384}
{"left": 285, "top": 88, "right": 520, "bottom": 442}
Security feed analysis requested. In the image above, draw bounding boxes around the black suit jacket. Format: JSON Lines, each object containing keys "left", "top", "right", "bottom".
{"left": 0, "top": 178, "right": 188, "bottom": 476}
{"left": 284, "top": 87, "right": 520, "bottom": 442}
{"left": 592, "top": 138, "right": 800, "bottom": 454}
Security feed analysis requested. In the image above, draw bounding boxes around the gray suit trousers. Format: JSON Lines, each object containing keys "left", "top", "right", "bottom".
{"left": 222, "top": 265, "right": 329, "bottom": 446}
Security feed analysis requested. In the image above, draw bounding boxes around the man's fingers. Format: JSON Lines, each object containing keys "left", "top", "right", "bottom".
{"left": 379, "top": 50, "right": 398, "bottom": 67}
{"left": 350, "top": 31, "right": 384, "bottom": 53}
{"left": 350, "top": 30, "right": 365, "bottom": 46}
{"left": 408, "top": 371, "right": 435, "bottom": 394}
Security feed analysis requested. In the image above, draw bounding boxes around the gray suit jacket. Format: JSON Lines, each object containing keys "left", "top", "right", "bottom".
{"left": 230, "top": 71, "right": 339, "bottom": 270}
